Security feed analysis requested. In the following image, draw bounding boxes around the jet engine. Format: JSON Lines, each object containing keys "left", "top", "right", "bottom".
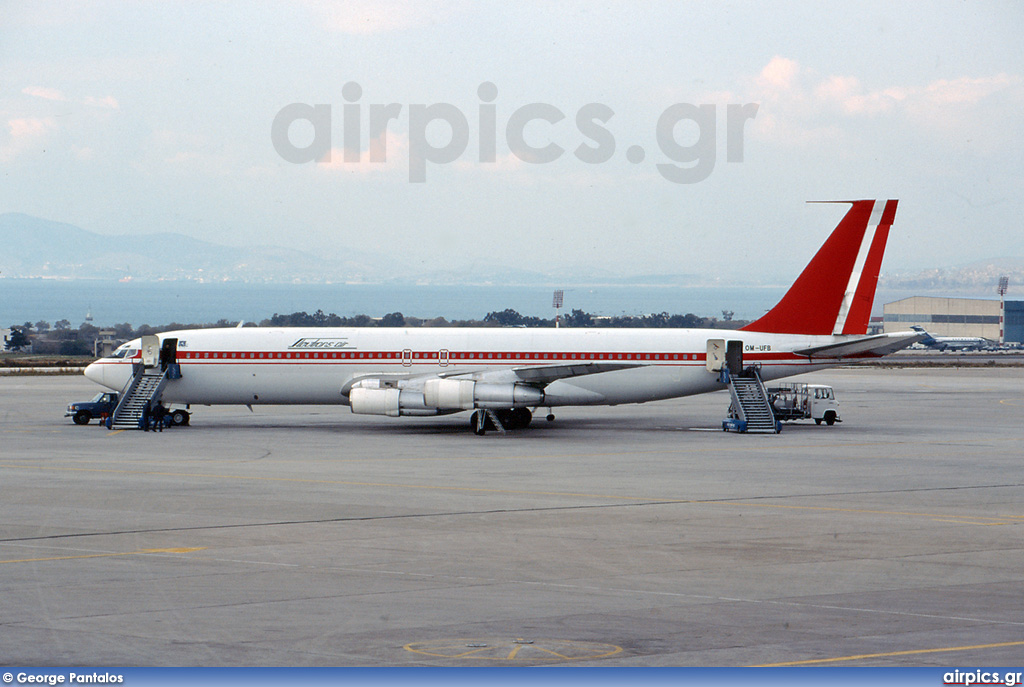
{"left": 348, "top": 378, "right": 543, "bottom": 416}
{"left": 423, "top": 378, "right": 544, "bottom": 410}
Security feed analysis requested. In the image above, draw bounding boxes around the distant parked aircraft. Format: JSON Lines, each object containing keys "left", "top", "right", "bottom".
{"left": 910, "top": 326, "right": 992, "bottom": 351}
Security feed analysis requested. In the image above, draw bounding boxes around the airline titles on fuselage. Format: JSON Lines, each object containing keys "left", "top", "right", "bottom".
{"left": 289, "top": 338, "right": 356, "bottom": 350}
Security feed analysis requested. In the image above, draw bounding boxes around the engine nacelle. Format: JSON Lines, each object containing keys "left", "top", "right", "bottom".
{"left": 349, "top": 387, "right": 401, "bottom": 416}
{"left": 423, "top": 379, "right": 544, "bottom": 410}
{"left": 350, "top": 378, "right": 544, "bottom": 416}
{"left": 349, "top": 384, "right": 448, "bottom": 417}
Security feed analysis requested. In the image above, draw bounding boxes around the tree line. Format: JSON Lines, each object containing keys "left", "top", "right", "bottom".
{"left": 5, "top": 308, "right": 744, "bottom": 354}
{"left": 264, "top": 308, "right": 734, "bottom": 329}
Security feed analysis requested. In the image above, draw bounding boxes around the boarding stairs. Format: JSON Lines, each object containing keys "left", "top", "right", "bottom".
{"left": 109, "top": 366, "right": 169, "bottom": 429}
{"left": 722, "top": 366, "right": 781, "bottom": 434}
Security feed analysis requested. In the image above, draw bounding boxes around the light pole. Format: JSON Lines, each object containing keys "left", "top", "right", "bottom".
{"left": 998, "top": 276, "right": 1009, "bottom": 344}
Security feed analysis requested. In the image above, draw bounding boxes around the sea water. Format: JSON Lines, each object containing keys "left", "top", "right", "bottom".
{"left": 2, "top": 279, "right": 796, "bottom": 327}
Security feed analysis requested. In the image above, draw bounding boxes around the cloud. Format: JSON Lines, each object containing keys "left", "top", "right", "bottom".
{"left": 924, "top": 74, "right": 1016, "bottom": 105}
{"left": 318, "top": 129, "right": 409, "bottom": 174}
{"left": 82, "top": 95, "right": 119, "bottom": 110}
{"left": 20, "top": 85, "right": 119, "bottom": 110}
{"left": 735, "top": 57, "right": 1024, "bottom": 153}
{"left": 0, "top": 117, "right": 56, "bottom": 161}
{"left": 756, "top": 56, "right": 800, "bottom": 92}
{"left": 22, "top": 86, "right": 67, "bottom": 102}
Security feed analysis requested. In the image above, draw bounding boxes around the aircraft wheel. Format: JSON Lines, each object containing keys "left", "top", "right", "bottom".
{"left": 73, "top": 411, "right": 91, "bottom": 425}
{"left": 170, "top": 409, "right": 189, "bottom": 426}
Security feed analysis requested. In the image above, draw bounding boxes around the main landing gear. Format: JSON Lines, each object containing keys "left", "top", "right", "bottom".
{"left": 470, "top": 407, "right": 534, "bottom": 435}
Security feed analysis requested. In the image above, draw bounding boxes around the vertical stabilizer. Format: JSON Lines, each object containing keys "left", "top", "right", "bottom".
{"left": 741, "top": 199, "right": 897, "bottom": 336}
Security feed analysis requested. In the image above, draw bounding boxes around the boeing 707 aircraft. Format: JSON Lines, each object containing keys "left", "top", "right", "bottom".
{"left": 84, "top": 200, "right": 922, "bottom": 433}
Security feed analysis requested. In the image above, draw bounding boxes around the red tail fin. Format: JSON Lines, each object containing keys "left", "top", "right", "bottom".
{"left": 741, "top": 199, "right": 898, "bottom": 336}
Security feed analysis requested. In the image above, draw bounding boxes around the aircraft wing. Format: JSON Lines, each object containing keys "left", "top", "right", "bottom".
{"left": 794, "top": 330, "right": 925, "bottom": 360}
{"left": 341, "top": 361, "right": 642, "bottom": 397}
{"left": 508, "top": 361, "right": 643, "bottom": 385}
{"left": 438, "top": 361, "right": 643, "bottom": 386}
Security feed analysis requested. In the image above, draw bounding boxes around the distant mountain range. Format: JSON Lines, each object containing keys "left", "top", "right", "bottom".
{"left": 3, "top": 212, "right": 1022, "bottom": 291}
{"left": 0, "top": 212, "right": 412, "bottom": 283}
{"left": 0, "top": 212, "right": 702, "bottom": 286}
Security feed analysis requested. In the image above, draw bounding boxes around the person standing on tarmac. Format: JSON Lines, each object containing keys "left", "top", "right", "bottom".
{"left": 152, "top": 405, "right": 167, "bottom": 432}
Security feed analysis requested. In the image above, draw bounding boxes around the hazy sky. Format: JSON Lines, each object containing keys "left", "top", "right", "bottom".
{"left": 2, "top": 1, "right": 1022, "bottom": 282}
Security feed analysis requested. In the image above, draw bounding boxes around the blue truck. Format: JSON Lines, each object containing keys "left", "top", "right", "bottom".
{"left": 65, "top": 392, "right": 190, "bottom": 426}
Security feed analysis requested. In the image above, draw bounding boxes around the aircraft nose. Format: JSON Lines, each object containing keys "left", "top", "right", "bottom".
{"left": 84, "top": 361, "right": 105, "bottom": 386}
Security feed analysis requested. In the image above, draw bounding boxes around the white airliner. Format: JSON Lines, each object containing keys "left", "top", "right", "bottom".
{"left": 909, "top": 326, "right": 992, "bottom": 351}
{"left": 84, "top": 200, "right": 922, "bottom": 433}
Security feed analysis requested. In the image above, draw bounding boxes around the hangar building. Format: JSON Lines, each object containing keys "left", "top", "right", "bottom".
{"left": 883, "top": 296, "right": 1024, "bottom": 343}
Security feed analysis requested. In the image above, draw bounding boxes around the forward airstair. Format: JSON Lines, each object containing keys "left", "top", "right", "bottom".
{"left": 107, "top": 334, "right": 180, "bottom": 430}
{"left": 721, "top": 366, "right": 781, "bottom": 434}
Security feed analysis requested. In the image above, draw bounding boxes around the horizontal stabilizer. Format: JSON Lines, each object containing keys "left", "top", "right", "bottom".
{"left": 794, "top": 330, "right": 925, "bottom": 359}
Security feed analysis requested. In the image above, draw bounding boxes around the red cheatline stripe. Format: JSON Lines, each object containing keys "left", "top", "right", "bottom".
{"left": 99, "top": 350, "right": 812, "bottom": 365}
{"left": 173, "top": 350, "right": 713, "bottom": 362}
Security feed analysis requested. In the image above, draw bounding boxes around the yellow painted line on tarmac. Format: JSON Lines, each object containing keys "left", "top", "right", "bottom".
{"left": 105, "top": 429, "right": 126, "bottom": 436}
{"left": 930, "top": 518, "right": 1008, "bottom": 526}
{"left": 716, "top": 500, "right": 1023, "bottom": 524}
{"left": 0, "top": 546, "right": 206, "bottom": 564}
{"left": 756, "top": 639, "right": 1024, "bottom": 666}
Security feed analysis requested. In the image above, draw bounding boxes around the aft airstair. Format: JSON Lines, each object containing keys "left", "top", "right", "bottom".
{"left": 109, "top": 367, "right": 169, "bottom": 429}
{"left": 721, "top": 366, "right": 781, "bottom": 434}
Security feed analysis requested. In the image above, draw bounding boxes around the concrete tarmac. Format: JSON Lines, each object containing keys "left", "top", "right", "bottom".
{"left": 1, "top": 368, "right": 1023, "bottom": 666}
